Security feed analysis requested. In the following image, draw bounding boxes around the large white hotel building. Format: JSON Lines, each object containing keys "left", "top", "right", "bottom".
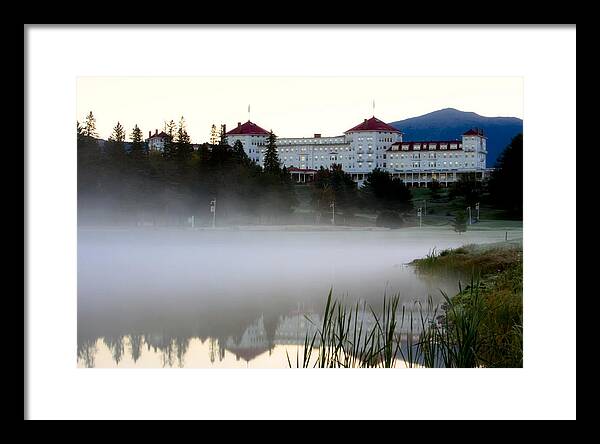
{"left": 224, "top": 115, "right": 488, "bottom": 187}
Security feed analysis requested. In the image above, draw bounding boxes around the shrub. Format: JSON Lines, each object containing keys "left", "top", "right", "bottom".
{"left": 376, "top": 210, "right": 405, "bottom": 228}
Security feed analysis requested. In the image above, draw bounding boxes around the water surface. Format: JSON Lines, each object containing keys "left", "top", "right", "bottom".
{"left": 77, "top": 227, "right": 520, "bottom": 367}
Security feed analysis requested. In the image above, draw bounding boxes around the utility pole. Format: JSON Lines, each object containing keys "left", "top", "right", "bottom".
{"left": 330, "top": 201, "right": 335, "bottom": 225}
{"left": 210, "top": 198, "right": 216, "bottom": 228}
{"left": 417, "top": 207, "right": 422, "bottom": 228}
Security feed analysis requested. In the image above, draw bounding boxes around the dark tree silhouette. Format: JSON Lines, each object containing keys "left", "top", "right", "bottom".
{"left": 487, "top": 133, "right": 523, "bottom": 218}
{"left": 263, "top": 131, "right": 280, "bottom": 174}
{"left": 453, "top": 210, "right": 468, "bottom": 234}
{"left": 82, "top": 111, "right": 98, "bottom": 138}
{"left": 129, "top": 124, "right": 146, "bottom": 161}
{"left": 361, "top": 168, "right": 412, "bottom": 212}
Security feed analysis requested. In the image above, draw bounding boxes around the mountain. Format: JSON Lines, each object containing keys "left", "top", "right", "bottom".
{"left": 388, "top": 108, "right": 523, "bottom": 167}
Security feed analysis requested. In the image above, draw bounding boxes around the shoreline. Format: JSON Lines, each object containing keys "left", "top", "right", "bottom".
{"left": 78, "top": 221, "right": 523, "bottom": 233}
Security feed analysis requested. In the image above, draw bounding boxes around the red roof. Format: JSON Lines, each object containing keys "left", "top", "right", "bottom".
{"left": 463, "top": 128, "right": 485, "bottom": 136}
{"left": 387, "top": 141, "right": 463, "bottom": 152}
{"left": 225, "top": 120, "right": 270, "bottom": 136}
{"left": 149, "top": 131, "right": 170, "bottom": 139}
{"left": 345, "top": 116, "right": 401, "bottom": 134}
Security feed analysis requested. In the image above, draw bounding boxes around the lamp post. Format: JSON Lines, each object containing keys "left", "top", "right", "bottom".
{"left": 467, "top": 206, "right": 471, "bottom": 225}
{"left": 330, "top": 201, "right": 335, "bottom": 225}
{"left": 210, "top": 198, "right": 216, "bottom": 228}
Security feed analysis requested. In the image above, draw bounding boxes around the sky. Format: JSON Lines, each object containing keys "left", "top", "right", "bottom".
{"left": 77, "top": 77, "right": 523, "bottom": 143}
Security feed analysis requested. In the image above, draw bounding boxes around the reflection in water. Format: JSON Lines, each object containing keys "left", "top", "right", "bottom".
{"left": 78, "top": 228, "right": 512, "bottom": 367}
{"left": 77, "top": 339, "right": 98, "bottom": 368}
{"left": 77, "top": 307, "right": 436, "bottom": 367}
{"left": 130, "top": 334, "right": 143, "bottom": 363}
{"left": 103, "top": 336, "right": 125, "bottom": 365}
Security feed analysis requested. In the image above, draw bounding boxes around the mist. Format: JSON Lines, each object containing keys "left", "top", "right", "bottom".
{"left": 77, "top": 227, "right": 509, "bottom": 367}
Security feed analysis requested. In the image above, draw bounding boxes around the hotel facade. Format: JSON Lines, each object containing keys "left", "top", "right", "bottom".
{"left": 225, "top": 116, "right": 488, "bottom": 187}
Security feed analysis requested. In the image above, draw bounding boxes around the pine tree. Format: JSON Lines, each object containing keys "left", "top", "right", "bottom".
{"left": 82, "top": 111, "right": 98, "bottom": 138}
{"left": 107, "top": 121, "right": 126, "bottom": 162}
{"left": 361, "top": 168, "right": 412, "bottom": 211}
{"left": 163, "top": 119, "right": 177, "bottom": 160}
{"left": 219, "top": 124, "right": 228, "bottom": 146}
{"left": 175, "top": 116, "right": 193, "bottom": 161}
{"left": 453, "top": 210, "right": 468, "bottom": 234}
{"left": 129, "top": 124, "right": 146, "bottom": 161}
{"left": 487, "top": 133, "right": 523, "bottom": 218}
{"left": 165, "top": 120, "right": 177, "bottom": 139}
{"left": 232, "top": 139, "right": 250, "bottom": 165}
{"left": 263, "top": 131, "right": 280, "bottom": 174}
{"left": 77, "top": 120, "right": 86, "bottom": 146}
{"left": 108, "top": 121, "right": 126, "bottom": 142}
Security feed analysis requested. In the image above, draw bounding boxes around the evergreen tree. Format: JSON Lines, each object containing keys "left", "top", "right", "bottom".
{"left": 107, "top": 121, "right": 127, "bottom": 163}
{"left": 487, "top": 133, "right": 523, "bottom": 218}
{"left": 232, "top": 139, "right": 251, "bottom": 166}
{"left": 163, "top": 119, "right": 177, "bottom": 160}
{"left": 450, "top": 173, "right": 483, "bottom": 206}
{"left": 219, "top": 124, "right": 228, "bottom": 146}
{"left": 82, "top": 111, "right": 98, "bottom": 138}
{"left": 108, "top": 121, "right": 126, "bottom": 143}
{"left": 165, "top": 120, "right": 177, "bottom": 139}
{"left": 429, "top": 178, "right": 442, "bottom": 200}
{"left": 175, "top": 116, "right": 193, "bottom": 162}
{"left": 311, "top": 164, "right": 358, "bottom": 216}
{"left": 263, "top": 131, "right": 280, "bottom": 174}
{"left": 453, "top": 210, "right": 468, "bottom": 234}
{"left": 129, "top": 124, "right": 146, "bottom": 161}
{"left": 77, "top": 117, "right": 102, "bottom": 207}
{"left": 361, "top": 168, "right": 412, "bottom": 211}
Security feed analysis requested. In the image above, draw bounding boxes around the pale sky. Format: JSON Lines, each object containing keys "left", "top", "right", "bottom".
{"left": 77, "top": 77, "right": 523, "bottom": 143}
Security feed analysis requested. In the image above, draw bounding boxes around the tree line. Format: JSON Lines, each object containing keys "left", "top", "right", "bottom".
{"left": 77, "top": 112, "right": 296, "bottom": 226}
{"left": 78, "top": 110, "right": 522, "bottom": 226}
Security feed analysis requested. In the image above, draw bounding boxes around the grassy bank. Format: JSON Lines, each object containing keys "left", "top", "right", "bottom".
{"left": 290, "top": 241, "right": 523, "bottom": 368}
{"left": 412, "top": 241, "right": 523, "bottom": 367}
{"left": 411, "top": 240, "right": 522, "bottom": 276}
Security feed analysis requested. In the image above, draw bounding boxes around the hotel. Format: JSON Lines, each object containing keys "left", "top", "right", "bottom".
{"left": 225, "top": 116, "right": 488, "bottom": 187}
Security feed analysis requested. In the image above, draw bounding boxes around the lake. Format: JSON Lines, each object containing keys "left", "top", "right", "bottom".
{"left": 77, "top": 226, "right": 521, "bottom": 368}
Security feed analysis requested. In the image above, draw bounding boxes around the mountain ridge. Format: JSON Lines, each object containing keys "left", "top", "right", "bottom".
{"left": 388, "top": 108, "right": 523, "bottom": 166}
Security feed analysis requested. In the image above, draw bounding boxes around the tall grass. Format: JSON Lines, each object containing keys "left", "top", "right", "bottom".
{"left": 287, "top": 289, "right": 407, "bottom": 368}
{"left": 288, "top": 278, "right": 507, "bottom": 368}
